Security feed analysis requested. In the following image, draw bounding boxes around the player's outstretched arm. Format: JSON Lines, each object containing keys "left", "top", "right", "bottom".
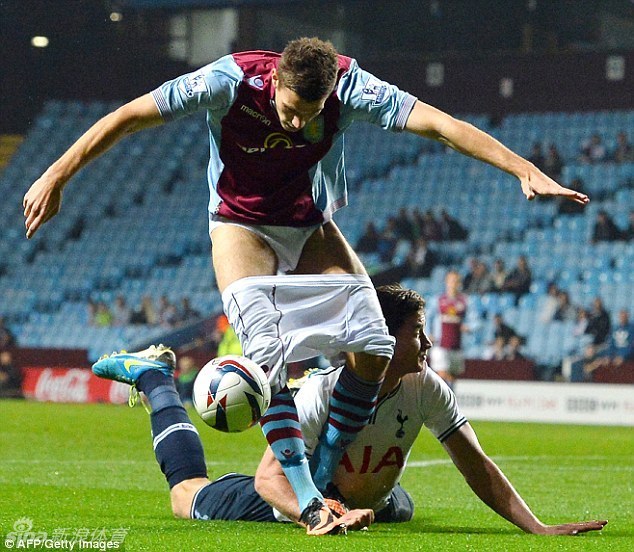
{"left": 443, "top": 423, "right": 607, "bottom": 535}
{"left": 23, "top": 94, "right": 163, "bottom": 239}
{"left": 254, "top": 446, "right": 374, "bottom": 531}
{"left": 255, "top": 446, "right": 303, "bottom": 524}
{"left": 404, "top": 101, "right": 589, "bottom": 206}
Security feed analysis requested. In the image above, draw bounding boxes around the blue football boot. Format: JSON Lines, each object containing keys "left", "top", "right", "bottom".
{"left": 92, "top": 344, "right": 176, "bottom": 385}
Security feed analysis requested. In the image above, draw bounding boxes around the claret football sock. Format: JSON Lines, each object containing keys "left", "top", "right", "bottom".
{"left": 137, "top": 371, "right": 207, "bottom": 488}
{"left": 260, "top": 387, "right": 322, "bottom": 511}
{"left": 310, "top": 365, "right": 382, "bottom": 491}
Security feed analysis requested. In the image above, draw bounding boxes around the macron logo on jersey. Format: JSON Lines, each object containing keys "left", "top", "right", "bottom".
{"left": 240, "top": 104, "right": 271, "bottom": 126}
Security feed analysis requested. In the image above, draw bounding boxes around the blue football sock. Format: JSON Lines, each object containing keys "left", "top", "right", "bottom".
{"left": 137, "top": 371, "right": 207, "bottom": 488}
{"left": 260, "top": 387, "right": 322, "bottom": 512}
{"left": 310, "top": 365, "right": 382, "bottom": 491}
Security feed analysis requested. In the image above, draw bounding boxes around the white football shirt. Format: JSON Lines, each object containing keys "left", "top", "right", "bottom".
{"left": 295, "top": 364, "right": 467, "bottom": 510}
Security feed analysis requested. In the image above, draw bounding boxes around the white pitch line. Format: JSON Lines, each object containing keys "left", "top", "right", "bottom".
{"left": 408, "top": 455, "right": 633, "bottom": 469}
{"left": 0, "top": 459, "right": 247, "bottom": 467}
{"left": 2, "top": 455, "right": 632, "bottom": 472}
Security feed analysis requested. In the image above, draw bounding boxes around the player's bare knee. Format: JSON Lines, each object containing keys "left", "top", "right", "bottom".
{"left": 170, "top": 487, "right": 191, "bottom": 518}
{"left": 170, "top": 478, "right": 209, "bottom": 519}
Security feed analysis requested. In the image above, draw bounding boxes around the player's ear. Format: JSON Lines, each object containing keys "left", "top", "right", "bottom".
{"left": 271, "top": 68, "right": 279, "bottom": 89}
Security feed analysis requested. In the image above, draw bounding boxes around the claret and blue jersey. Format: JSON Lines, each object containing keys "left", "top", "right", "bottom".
{"left": 151, "top": 50, "right": 416, "bottom": 227}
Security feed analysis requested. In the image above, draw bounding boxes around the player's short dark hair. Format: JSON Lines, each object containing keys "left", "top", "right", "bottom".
{"left": 278, "top": 37, "right": 339, "bottom": 102}
{"left": 376, "top": 284, "right": 426, "bottom": 335}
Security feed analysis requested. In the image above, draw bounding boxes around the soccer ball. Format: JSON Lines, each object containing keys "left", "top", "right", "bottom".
{"left": 192, "top": 355, "right": 271, "bottom": 432}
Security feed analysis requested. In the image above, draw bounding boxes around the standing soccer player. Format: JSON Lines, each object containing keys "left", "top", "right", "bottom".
{"left": 23, "top": 37, "right": 588, "bottom": 535}
{"left": 430, "top": 270, "right": 468, "bottom": 389}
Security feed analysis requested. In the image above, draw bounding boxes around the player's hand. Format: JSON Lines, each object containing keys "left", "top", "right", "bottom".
{"left": 519, "top": 168, "right": 589, "bottom": 205}
{"left": 336, "top": 508, "right": 374, "bottom": 531}
{"left": 534, "top": 519, "right": 608, "bottom": 535}
{"left": 23, "top": 175, "right": 64, "bottom": 239}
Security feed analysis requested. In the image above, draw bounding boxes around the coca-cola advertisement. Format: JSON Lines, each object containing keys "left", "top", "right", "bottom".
{"left": 22, "top": 367, "right": 129, "bottom": 404}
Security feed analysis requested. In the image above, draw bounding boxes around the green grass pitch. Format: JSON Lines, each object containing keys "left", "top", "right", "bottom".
{"left": 1, "top": 400, "right": 632, "bottom": 551}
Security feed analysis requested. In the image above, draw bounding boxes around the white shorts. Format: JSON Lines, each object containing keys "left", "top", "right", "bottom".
{"left": 222, "top": 274, "right": 395, "bottom": 393}
{"left": 209, "top": 214, "right": 321, "bottom": 273}
{"left": 430, "top": 347, "right": 465, "bottom": 376}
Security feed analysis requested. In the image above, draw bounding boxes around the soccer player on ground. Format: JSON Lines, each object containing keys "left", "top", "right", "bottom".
{"left": 92, "top": 284, "right": 606, "bottom": 536}
{"left": 23, "top": 37, "right": 589, "bottom": 533}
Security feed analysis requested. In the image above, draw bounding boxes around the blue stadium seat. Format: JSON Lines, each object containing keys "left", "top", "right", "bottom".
{"left": 2, "top": 102, "right": 632, "bottom": 359}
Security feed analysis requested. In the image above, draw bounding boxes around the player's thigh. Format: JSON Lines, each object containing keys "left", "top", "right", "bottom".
{"left": 292, "top": 221, "right": 367, "bottom": 275}
{"left": 210, "top": 224, "right": 278, "bottom": 293}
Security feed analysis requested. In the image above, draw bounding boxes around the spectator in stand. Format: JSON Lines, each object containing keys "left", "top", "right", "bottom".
{"left": 404, "top": 237, "right": 437, "bottom": 278}
{"left": 606, "top": 310, "right": 634, "bottom": 366}
{"left": 502, "top": 255, "right": 532, "bottom": 303}
{"left": 486, "top": 336, "right": 507, "bottom": 361}
{"left": 177, "top": 297, "right": 201, "bottom": 325}
{"left": 130, "top": 295, "right": 158, "bottom": 326}
{"left": 573, "top": 307, "right": 589, "bottom": 338}
{"left": 412, "top": 208, "right": 425, "bottom": 240}
{"left": 421, "top": 209, "right": 443, "bottom": 242}
{"left": 543, "top": 143, "right": 563, "bottom": 181}
{"left": 439, "top": 209, "right": 469, "bottom": 241}
{"left": 462, "top": 258, "right": 477, "bottom": 291}
{"left": 488, "top": 313, "right": 526, "bottom": 360}
{"left": 527, "top": 142, "right": 545, "bottom": 172}
{"left": 561, "top": 307, "right": 595, "bottom": 381}
{"left": 505, "top": 335, "right": 526, "bottom": 361}
{"left": 613, "top": 131, "right": 633, "bottom": 163}
{"left": 557, "top": 178, "right": 587, "bottom": 215}
{"left": 486, "top": 315, "right": 524, "bottom": 361}
{"left": 591, "top": 210, "right": 623, "bottom": 243}
{"left": 430, "top": 270, "right": 468, "bottom": 389}
{"left": 553, "top": 290, "right": 576, "bottom": 322}
{"left": 176, "top": 355, "right": 199, "bottom": 406}
{"left": 490, "top": 258, "right": 507, "bottom": 293}
{"left": 93, "top": 302, "right": 113, "bottom": 327}
{"left": 623, "top": 210, "right": 634, "bottom": 241}
{"left": 377, "top": 217, "right": 399, "bottom": 263}
{"left": 0, "top": 350, "right": 22, "bottom": 398}
{"left": 355, "top": 221, "right": 381, "bottom": 254}
{"left": 158, "top": 295, "right": 179, "bottom": 328}
{"left": 0, "top": 317, "right": 16, "bottom": 349}
{"left": 579, "top": 134, "right": 607, "bottom": 164}
{"left": 112, "top": 295, "right": 132, "bottom": 327}
{"left": 539, "top": 282, "right": 560, "bottom": 323}
{"left": 584, "top": 309, "right": 634, "bottom": 378}
{"left": 463, "top": 259, "right": 492, "bottom": 295}
{"left": 586, "top": 297, "right": 611, "bottom": 346}
{"left": 492, "top": 313, "right": 518, "bottom": 344}
{"left": 394, "top": 207, "right": 417, "bottom": 242}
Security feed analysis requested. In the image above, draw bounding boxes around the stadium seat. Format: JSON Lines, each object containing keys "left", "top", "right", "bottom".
{"left": 2, "top": 102, "right": 633, "bottom": 363}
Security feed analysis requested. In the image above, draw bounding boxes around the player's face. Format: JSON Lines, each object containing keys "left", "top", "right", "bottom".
{"left": 445, "top": 272, "right": 461, "bottom": 294}
{"left": 391, "top": 312, "right": 432, "bottom": 378}
{"left": 271, "top": 72, "right": 327, "bottom": 132}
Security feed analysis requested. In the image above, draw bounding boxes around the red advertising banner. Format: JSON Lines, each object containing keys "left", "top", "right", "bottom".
{"left": 21, "top": 367, "right": 130, "bottom": 404}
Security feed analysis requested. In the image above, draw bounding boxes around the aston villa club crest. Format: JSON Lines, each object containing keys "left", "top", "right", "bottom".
{"left": 303, "top": 115, "right": 324, "bottom": 143}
